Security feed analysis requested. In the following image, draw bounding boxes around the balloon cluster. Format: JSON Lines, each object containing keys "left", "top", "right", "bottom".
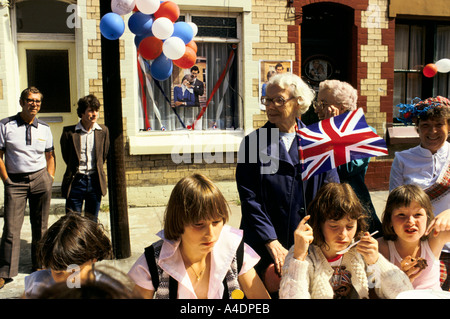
{"left": 422, "top": 58, "right": 450, "bottom": 78}
{"left": 100, "top": 0, "right": 199, "bottom": 81}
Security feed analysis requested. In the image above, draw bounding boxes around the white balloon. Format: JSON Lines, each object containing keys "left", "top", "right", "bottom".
{"left": 435, "top": 58, "right": 450, "bottom": 73}
{"left": 152, "top": 17, "right": 174, "bottom": 40}
{"left": 111, "top": 0, "right": 136, "bottom": 15}
{"left": 135, "top": 0, "right": 160, "bottom": 15}
{"left": 163, "top": 37, "right": 186, "bottom": 60}
{"left": 187, "top": 22, "right": 198, "bottom": 37}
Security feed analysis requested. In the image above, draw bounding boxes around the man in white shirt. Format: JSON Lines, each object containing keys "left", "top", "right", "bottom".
{"left": 60, "top": 95, "right": 110, "bottom": 221}
{"left": 0, "top": 87, "right": 55, "bottom": 288}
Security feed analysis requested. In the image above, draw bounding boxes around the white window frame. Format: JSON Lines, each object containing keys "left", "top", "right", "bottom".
{"left": 128, "top": 10, "right": 244, "bottom": 156}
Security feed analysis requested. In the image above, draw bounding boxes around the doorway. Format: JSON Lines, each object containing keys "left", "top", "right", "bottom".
{"left": 18, "top": 41, "right": 78, "bottom": 184}
{"left": 301, "top": 3, "right": 356, "bottom": 91}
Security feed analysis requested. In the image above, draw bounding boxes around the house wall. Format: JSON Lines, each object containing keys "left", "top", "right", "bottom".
{"left": 3, "top": 0, "right": 444, "bottom": 208}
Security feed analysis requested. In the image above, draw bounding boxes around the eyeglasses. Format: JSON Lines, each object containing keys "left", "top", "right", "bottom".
{"left": 261, "top": 96, "right": 295, "bottom": 107}
{"left": 25, "top": 98, "right": 42, "bottom": 105}
{"left": 314, "top": 100, "right": 330, "bottom": 110}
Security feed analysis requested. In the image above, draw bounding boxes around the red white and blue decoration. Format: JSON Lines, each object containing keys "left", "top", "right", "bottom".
{"left": 296, "top": 108, "right": 388, "bottom": 181}
{"left": 100, "top": 0, "right": 198, "bottom": 81}
{"left": 100, "top": 1, "right": 235, "bottom": 132}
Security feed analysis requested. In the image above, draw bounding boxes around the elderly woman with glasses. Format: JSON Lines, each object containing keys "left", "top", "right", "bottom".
{"left": 236, "top": 73, "right": 339, "bottom": 296}
{"left": 315, "top": 79, "right": 382, "bottom": 237}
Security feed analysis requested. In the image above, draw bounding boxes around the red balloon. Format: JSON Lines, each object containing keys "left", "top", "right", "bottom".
{"left": 186, "top": 40, "right": 197, "bottom": 53}
{"left": 173, "top": 46, "right": 197, "bottom": 69}
{"left": 423, "top": 63, "right": 438, "bottom": 78}
{"left": 153, "top": 1, "right": 180, "bottom": 22}
{"left": 139, "top": 36, "right": 163, "bottom": 60}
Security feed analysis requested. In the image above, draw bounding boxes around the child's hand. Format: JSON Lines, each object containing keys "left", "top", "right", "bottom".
{"left": 426, "top": 209, "right": 450, "bottom": 237}
{"left": 293, "top": 215, "right": 313, "bottom": 261}
{"left": 400, "top": 256, "right": 423, "bottom": 283}
{"left": 356, "top": 232, "right": 379, "bottom": 265}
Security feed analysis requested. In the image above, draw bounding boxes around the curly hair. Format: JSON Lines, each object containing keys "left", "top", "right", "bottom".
{"left": 318, "top": 80, "right": 358, "bottom": 111}
{"left": 267, "top": 73, "right": 315, "bottom": 115}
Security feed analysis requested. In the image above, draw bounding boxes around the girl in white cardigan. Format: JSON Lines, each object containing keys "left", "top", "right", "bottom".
{"left": 279, "top": 183, "right": 413, "bottom": 299}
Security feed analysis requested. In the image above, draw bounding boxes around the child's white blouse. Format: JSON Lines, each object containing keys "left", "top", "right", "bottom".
{"left": 128, "top": 225, "right": 260, "bottom": 299}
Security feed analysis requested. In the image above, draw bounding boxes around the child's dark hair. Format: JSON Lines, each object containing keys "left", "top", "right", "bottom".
{"left": 307, "top": 183, "right": 368, "bottom": 249}
{"left": 163, "top": 173, "right": 230, "bottom": 240}
{"left": 77, "top": 94, "right": 100, "bottom": 118}
{"left": 37, "top": 213, "right": 112, "bottom": 271}
{"left": 381, "top": 184, "right": 434, "bottom": 241}
{"left": 36, "top": 265, "right": 141, "bottom": 299}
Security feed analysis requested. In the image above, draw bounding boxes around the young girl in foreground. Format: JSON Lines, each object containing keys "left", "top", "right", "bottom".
{"left": 378, "top": 184, "right": 450, "bottom": 290}
{"left": 128, "top": 173, "right": 270, "bottom": 299}
{"left": 279, "top": 183, "right": 412, "bottom": 299}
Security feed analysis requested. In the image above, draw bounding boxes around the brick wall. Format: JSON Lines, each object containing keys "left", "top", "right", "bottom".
{"left": 290, "top": 0, "right": 394, "bottom": 138}
{"left": 251, "top": 0, "right": 297, "bottom": 129}
{"left": 88, "top": 1, "right": 394, "bottom": 205}
{"left": 365, "top": 159, "right": 392, "bottom": 190}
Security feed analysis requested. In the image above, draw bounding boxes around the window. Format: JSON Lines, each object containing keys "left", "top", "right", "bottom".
{"left": 16, "top": 0, "right": 75, "bottom": 114}
{"left": 138, "top": 13, "right": 240, "bottom": 132}
{"left": 26, "top": 49, "right": 71, "bottom": 113}
{"left": 15, "top": 0, "right": 75, "bottom": 34}
{"left": 393, "top": 21, "right": 450, "bottom": 122}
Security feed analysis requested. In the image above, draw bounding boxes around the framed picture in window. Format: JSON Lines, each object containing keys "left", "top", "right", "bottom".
{"left": 172, "top": 57, "right": 207, "bottom": 109}
{"left": 259, "top": 60, "right": 292, "bottom": 110}
{"left": 303, "top": 55, "right": 334, "bottom": 84}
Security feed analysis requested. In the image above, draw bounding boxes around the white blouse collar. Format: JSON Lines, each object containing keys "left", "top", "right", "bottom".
{"left": 155, "top": 225, "right": 244, "bottom": 298}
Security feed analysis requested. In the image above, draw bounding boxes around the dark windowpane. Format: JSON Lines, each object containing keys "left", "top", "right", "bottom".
{"left": 192, "top": 17, "right": 237, "bottom": 38}
{"left": 26, "top": 50, "right": 71, "bottom": 113}
{"left": 16, "top": 0, "right": 75, "bottom": 34}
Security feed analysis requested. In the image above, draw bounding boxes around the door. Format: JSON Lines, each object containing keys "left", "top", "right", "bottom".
{"left": 18, "top": 41, "right": 78, "bottom": 184}
{"left": 301, "top": 3, "right": 355, "bottom": 90}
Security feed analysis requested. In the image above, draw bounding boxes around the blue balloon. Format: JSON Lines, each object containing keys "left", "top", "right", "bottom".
{"left": 151, "top": 53, "right": 173, "bottom": 81}
{"left": 172, "top": 22, "right": 194, "bottom": 44}
{"left": 128, "top": 12, "right": 154, "bottom": 36}
{"left": 100, "top": 13, "right": 125, "bottom": 40}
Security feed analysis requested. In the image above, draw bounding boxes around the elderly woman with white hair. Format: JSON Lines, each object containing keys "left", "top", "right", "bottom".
{"left": 236, "top": 73, "right": 339, "bottom": 297}
{"left": 315, "top": 79, "right": 382, "bottom": 237}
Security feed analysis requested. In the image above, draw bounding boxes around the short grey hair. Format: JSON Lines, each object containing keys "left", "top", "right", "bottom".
{"left": 267, "top": 73, "right": 315, "bottom": 115}
{"left": 319, "top": 80, "right": 357, "bottom": 111}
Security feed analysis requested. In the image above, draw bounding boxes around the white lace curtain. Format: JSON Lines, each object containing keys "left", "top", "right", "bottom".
{"left": 138, "top": 43, "right": 239, "bottom": 131}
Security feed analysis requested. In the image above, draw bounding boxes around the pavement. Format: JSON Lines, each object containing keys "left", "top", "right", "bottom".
{"left": 0, "top": 190, "right": 389, "bottom": 299}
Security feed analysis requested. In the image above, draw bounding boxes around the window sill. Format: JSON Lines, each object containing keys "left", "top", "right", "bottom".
{"left": 128, "top": 129, "right": 245, "bottom": 155}
{"left": 386, "top": 123, "right": 419, "bottom": 145}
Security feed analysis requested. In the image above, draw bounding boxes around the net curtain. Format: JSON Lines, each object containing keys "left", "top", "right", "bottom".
{"left": 138, "top": 43, "right": 238, "bottom": 131}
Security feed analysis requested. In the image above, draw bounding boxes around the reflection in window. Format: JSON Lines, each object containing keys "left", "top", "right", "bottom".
{"left": 137, "top": 16, "right": 240, "bottom": 132}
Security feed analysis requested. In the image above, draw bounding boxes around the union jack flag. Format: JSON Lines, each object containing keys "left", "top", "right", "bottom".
{"left": 297, "top": 108, "right": 388, "bottom": 181}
